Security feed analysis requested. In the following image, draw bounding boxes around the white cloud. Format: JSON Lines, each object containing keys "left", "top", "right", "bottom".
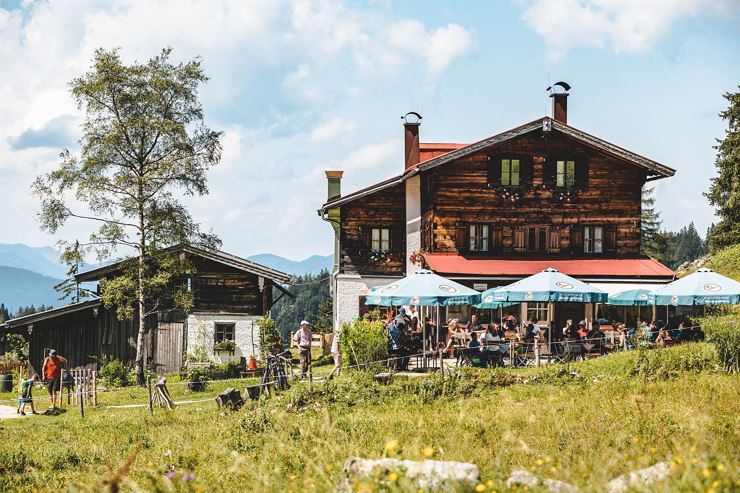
{"left": 309, "top": 117, "right": 357, "bottom": 142}
{"left": 386, "top": 20, "right": 474, "bottom": 77}
{"left": 520, "top": 0, "right": 737, "bottom": 59}
{"left": 343, "top": 139, "right": 400, "bottom": 171}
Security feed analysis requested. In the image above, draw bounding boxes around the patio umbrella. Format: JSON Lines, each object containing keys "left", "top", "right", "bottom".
{"left": 648, "top": 268, "right": 740, "bottom": 306}
{"left": 364, "top": 269, "right": 481, "bottom": 307}
{"left": 476, "top": 287, "right": 518, "bottom": 309}
{"left": 482, "top": 268, "right": 608, "bottom": 303}
{"left": 608, "top": 289, "right": 653, "bottom": 306}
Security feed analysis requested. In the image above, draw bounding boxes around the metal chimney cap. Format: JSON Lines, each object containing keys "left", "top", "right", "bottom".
{"left": 401, "top": 112, "right": 422, "bottom": 125}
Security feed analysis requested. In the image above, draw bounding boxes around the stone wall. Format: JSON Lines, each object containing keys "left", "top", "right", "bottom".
{"left": 335, "top": 274, "right": 397, "bottom": 328}
{"left": 186, "top": 313, "right": 262, "bottom": 363}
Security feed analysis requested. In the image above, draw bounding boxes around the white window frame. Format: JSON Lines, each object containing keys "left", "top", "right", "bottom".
{"left": 468, "top": 224, "right": 489, "bottom": 252}
{"left": 501, "top": 159, "right": 520, "bottom": 187}
{"left": 584, "top": 226, "right": 603, "bottom": 254}
{"left": 214, "top": 322, "right": 235, "bottom": 343}
{"left": 526, "top": 302, "right": 549, "bottom": 324}
{"left": 371, "top": 228, "right": 390, "bottom": 252}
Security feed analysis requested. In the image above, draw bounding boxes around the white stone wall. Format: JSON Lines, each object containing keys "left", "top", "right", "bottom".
{"left": 335, "top": 274, "right": 396, "bottom": 328}
{"left": 186, "top": 313, "right": 262, "bottom": 364}
{"left": 405, "top": 175, "right": 421, "bottom": 274}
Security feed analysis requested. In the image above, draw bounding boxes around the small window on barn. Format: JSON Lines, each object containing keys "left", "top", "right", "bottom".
{"left": 501, "top": 159, "right": 520, "bottom": 186}
{"left": 556, "top": 160, "right": 576, "bottom": 188}
{"left": 584, "top": 226, "right": 604, "bottom": 254}
{"left": 371, "top": 228, "right": 390, "bottom": 252}
{"left": 214, "top": 323, "right": 235, "bottom": 343}
{"left": 514, "top": 230, "right": 526, "bottom": 252}
{"left": 468, "top": 224, "right": 489, "bottom": 251}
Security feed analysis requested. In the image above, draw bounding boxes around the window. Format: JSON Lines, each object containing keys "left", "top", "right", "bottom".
{"left": 527, "top": 302, "right": 549, "bottom": 324}
{"left": 214, "top": 323, "right": 235, "bottom": 343}
{"left": 548, "top": 230, "right": 560, "bottom": 252}
{"left": 501, "top": 159, "right": 520, "bottom": 186}
{"left": 371, "top": 228, "right": 390, "bottom": 252}
{"left": 526, "top": 227, "right": 548, "bottom": 253}
{"left": 556, "top": 160, "right": 576, "bottom": 188}
{"left": 468, "top": 224, "right": 489, "bottom": 251}
{"left": 584, "top": 226, "right": 603, "bottom": 253}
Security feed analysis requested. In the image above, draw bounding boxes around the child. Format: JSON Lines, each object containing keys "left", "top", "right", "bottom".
{"left": 18, "top": 374, "right": 40, "bottom": 416}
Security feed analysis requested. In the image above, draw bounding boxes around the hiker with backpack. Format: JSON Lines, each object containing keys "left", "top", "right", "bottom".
{"left": 41, "top": 349, "right": 67, "bottom": 409}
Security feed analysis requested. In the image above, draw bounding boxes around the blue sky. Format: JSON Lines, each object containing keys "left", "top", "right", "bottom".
{"left": 0, "top": 0, "right": 738, "bottom": 260}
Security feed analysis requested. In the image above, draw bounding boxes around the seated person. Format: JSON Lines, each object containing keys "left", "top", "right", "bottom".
{"left": 587, "top": 321, "right": 605, "bottom": 353}
{"left": 443, "top": 320, "right": 467, "bottom": 358}
{"left": 693, "top": 325, "right": 705, "bottom": 341}
{"left": 655, "top": 327, "right": 673, "bottom": 348}
{"left": 520, "top": 323, "right": 536, "bottom": 344}
{"left": 468, "top": 331, "right": 481, "bottom": 349}
{"left": 467, "top": 314, "right": 483, "bottom": 333}
{"left": 577, "top": 320, "right": 589, "bottom": 339}
{"left": 387, "top": 318, "right": 409, "bottom": 370}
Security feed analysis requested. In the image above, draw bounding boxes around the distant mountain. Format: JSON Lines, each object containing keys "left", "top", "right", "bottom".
{"left": 0, "top": 243, "right": 68, "bottom": 278}
{"left": 247, "top": 253, "right": 332, "bottom": 276}
{"left": 0, "top": 266, "right": 62, "bottom": 312}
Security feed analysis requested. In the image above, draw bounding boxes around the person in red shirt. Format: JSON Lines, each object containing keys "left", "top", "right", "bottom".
{"left": 41, "top": 350, "right": 67, "bottom": 409}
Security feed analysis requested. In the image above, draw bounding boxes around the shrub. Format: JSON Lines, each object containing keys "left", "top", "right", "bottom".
{"left": 97, "top": 356, "right": 134, "bottom": 387}
{"left": 339, "top": 319, "right": 387, "bottom": 370}
{"left": 703, "top": 315, "right": 740, "bottom": 372}
{"left": 179, "top": 361, "right": 241, "bottom": 391}
{"left": 257, "top": 317, "right": 281, "bottom": 359}
{"left": 632, "top": 343, "right": 719, "bottom": 379}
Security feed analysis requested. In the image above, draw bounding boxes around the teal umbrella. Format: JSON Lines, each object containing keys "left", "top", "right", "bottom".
{"left": 608, "top": 289, "right": 653, "bottom": 306}
{"left": 481, "top": 268, "right": 608, "bottom": 303}
{"left": 364, "top": 269, "right": 481, "bottom": 307}
{"left": 476, "top": 287, "right": 518, "bottom": 309}
{"left": 648, "top": 268, "right": 740, "bottom": 306}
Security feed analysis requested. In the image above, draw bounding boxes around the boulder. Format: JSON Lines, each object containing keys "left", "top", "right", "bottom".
{"left": 506, "top": 469, "right": 579, "bottom": 493}
{"left": 605, "top": 462, "right": 670, "bottom": 493}
{"left": 337, "top": 457, "right": 479, "bottom": 492}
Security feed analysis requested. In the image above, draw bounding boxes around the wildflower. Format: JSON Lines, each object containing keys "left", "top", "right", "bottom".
{"left": 486, "top": 480, "right": 494, "bottom": 487}
{"left": 712, "top": 481, "right": 720, "bottom": 488}
{"left": 146, "top": 461, "right": 155, "bottom": 468}
{"left": 475, "top": 484, "right": 487, "bottom": 492}
{"left": 387, "top": 472, "right": 398, "bottom": 482}
{"left": 422, "top": 446, "right": 435, "bottom": 458}
{"left": 536, "top": 459, "right": 544, "bottom": 466}
{"left": 716, "top": 464, "right": 725, "bottom": 472}
{"left": 182, "top": 473, "right": 195, "bottom": 482}
{"left": 385, "top": 439, "right": 399, "bottom": 454}
{"left": 544, "top": 456, "right": 552, "bottom": 463}
{"left": 631, "top": 437, "right": 640, "bottom": 444}
{"left": 529, "top": 466, "right": 536, "bottom": 472}
{"left": 690, "top": 445, "right": 697, "bottom": 453}
{"left": 650, "top": 447, "right": 657, "bottom": 453}
{"left": 702, "top": 468, "right": 711, "bottom": 478}
{"left": 550, "top": 466, "right": 558, "bottom": 474}
{"left": 326, "top": 464, "right": 334, "bottom": 471}
{"left": 164, "top": 449, "right": 172, "bottom": 457}
{"left": 165, "top": 470, "right": 178, "bottom": 480}
{"left": 691, "top": 458, "right": 698, "bottom": 465}
{"left": 674, "top": 455, "right": 684, "bottom": 464}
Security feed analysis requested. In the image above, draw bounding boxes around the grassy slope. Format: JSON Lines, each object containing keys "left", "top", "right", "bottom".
{"left": 0, "top": 345, "right": 738, "bottom": 492}
{"left": 703, "top": 243, "right": 740, "bottom": 281}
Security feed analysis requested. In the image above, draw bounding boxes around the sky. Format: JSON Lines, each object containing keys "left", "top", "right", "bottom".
{"left": 1, "top": 0, "right": 739, "bottom": 261}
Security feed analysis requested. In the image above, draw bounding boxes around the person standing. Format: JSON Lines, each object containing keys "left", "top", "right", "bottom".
{"left": 328, "top": 330, "right": 342, "bottom": 379}
{"left": 17, "top": 374, "right": 40, "bottom": 415}
{"left": 41, "top": 350, "right": 67, "bottom": 409}
{"left": 293, "top": 321, "right": 313, "bottom": 380}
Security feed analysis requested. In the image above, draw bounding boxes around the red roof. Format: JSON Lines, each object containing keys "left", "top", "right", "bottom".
{"left": 424, "top": 254, "right": 675, "bottom": 279}
{"left": 419, "top": 142, "right": 467, "bottom": 162}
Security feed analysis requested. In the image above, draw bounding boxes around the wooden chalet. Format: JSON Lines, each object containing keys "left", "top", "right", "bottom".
{"left": 0, "top": 246, "right": 291, "bottom": 373}
{"left": 319, "top": 86, "right": 677, "bottom": 329}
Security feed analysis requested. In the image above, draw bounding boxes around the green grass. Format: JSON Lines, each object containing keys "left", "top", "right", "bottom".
{"left": 682, "top": 243, "right": 740, "bottom": 280}
{"left": 0, "top": 344, "right": 738, "bottom": 492}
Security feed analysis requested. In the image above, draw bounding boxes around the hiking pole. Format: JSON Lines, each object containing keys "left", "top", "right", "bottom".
{"left": 308, "top": 350, "right": 314, "bottom": 392}
{"left": 59, "top": 370, "right": 64, "bottom": 410}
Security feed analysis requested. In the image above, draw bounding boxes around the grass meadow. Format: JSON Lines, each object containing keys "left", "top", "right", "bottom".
{"left": 0, "top": 343, "right": 737, "bottom": 492}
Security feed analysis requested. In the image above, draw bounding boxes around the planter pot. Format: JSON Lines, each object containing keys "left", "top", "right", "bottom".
{"left": 0, "top": 373, "right": 13, "bottom": 393}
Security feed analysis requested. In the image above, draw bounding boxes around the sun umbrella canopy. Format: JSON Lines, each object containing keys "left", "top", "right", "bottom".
{"left": 648, "top": 268, "right": 740, "bottom": 306}
{"left": 364, "top": 269, "right": 481, "bottom": 307}
{"left": 608, "top": 289, "right": 653, "bottom": 306}
{"left": 482, "top": 267, "right": 608, "bottom": 303}
{"left": 476, "top": 287, "right": 518, "bottom": 309}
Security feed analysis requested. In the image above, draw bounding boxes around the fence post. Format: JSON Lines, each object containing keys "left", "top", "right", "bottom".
{"left": 78, "top": 380, "right": 84, "bottom": 418}
{"left": 92, "top": 371, "right": 98, "bottom": 407}
{"left": 147, "top": 376, "right": 154, "bottom": 416}
{"left": 59, "top": 370, "right": 64, "bottom": 408}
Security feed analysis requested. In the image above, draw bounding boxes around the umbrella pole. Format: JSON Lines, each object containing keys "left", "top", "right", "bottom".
{"left": 548, "top": 301, "right": 553, "bottom": 352}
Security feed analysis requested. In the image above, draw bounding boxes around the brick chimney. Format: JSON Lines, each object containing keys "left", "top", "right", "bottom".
{"left": 325, "top": 170, "right": 343, "bottom": 200}
{"left": 403, "top": 112, "right": 422, "bottom": 170}
{"left": 549, "top": 83, "right": 570, "bottom": 124}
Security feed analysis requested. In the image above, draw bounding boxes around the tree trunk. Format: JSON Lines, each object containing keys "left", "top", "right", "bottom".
{"left": 134, "top": 187, "right": 147, "bottom": 385}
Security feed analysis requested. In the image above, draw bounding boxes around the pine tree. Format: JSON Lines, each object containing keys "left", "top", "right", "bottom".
{"left": 641, "top": 185, "right": 664, "bottom": 259}
{"left": 706, "top": 88, "right": 740, "bottom": 251}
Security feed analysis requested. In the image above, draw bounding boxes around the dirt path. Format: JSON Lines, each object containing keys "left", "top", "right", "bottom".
{"left": 0, "top": 404, "right": 34, "bottom": 419}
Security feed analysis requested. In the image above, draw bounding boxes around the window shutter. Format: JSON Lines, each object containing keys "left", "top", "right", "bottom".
{"left": 576, "top": 158, "right": 590, "bottom": 190}
{"left": 390, "top": 228, "right": 404, "bottom": 251}
{"left": 605, "top": 224, "right": 617, "bottom": 254}
{"left": 487, "top": 155, "right": 502, "bottom": 186}
{"left": 455, "top": 224, "right": 468, "bottom": 251}
{"left": 491, "top": 226, "right": 502, "bottom": 254}
{"left": 360, "top": 226, "right": 370, "bottom": 253}
{"left": 570, "top": 227, "right": 583, "bottom": 255}
{"left": 543, "top": 158, "right": 556, "bottom": 188}
{"left": 520, "top": 157, "right": 533, "bottom": 186}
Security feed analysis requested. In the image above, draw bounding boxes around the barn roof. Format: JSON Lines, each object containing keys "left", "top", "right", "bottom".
{"left": 74, "top": 245, "right": 292, "bottom": 284}
{"left": 319, "top": 116, "right": 676, "bottom": 212}
{"left": 2, "top": 298, "right": 102, "bottom": 329}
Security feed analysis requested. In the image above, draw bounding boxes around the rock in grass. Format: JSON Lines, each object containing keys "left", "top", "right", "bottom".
{"left": 507, "top": 469, "right": 579, "bottom": 493}
{"left": 337, "top": 457, "right": 479, "bottom": 492}
{"left": 605, "top": 462, "right": 670, "bottom": 493}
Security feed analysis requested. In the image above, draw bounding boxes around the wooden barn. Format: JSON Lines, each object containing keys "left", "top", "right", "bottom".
{"left": 319, "top": 85, "right": 677, "bottom": 330}
{"left": 0, "top": 246, "right": 291, "bottom": 374}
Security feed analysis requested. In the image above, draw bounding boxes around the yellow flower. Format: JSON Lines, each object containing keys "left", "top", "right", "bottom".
{"left": 544, "top": 456, "right": 552, "bottom": 463}
{"left": 326, "top": 463, "right": 334, "bottom": 471}
{"left": 529, "top": 466, "right": 536, "bottom": 472}
{"left": 475, "top": 484, "right": 487, "bottom": 492}
{"left": 550, "top": 466, "right": 558, "bottom": 474}
{"left": 146, "top": 461, "right": 155, "bottom": 468}
{"left": 631, "top": 437, "right": 640, "bottom": 444}
{"left": 650, "top": 447, "right": 657, "bottom": 453}
{"left": 536, "top": 459, "right": 544, "bottom": 466}
{"left": 385, "top": 439, "right": 399, "bottom": 454}
{"left": 716, "top": 464, "right": 725, "bottom": 472}
{"left": 690, "top": 445, "right": 697, "bottom": 453}
{"left": 387, "top": 472, "right": 398, "bottom": 482}
{"left": 712, "top": 481, "right": 720, "bottom": 488}
{"left": 674, "top": 455, "right": 684, "bottom": 464}
{"left": 422, "top": 446, "right": 435, "bottom": 458}
{"left": 356, "top": 482, "right": 374, "bottom": 493}
{"left": 691, "top": 458, "right": 698, "bottom": 465}
{"left": 486, "top": 480, "right": 494, "bottom": 487}
{"left": 702, "top": 468, "right": 711, "bottom": 478}
{"left": 706, "top": 489, "right": 714, "bottom": 493}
